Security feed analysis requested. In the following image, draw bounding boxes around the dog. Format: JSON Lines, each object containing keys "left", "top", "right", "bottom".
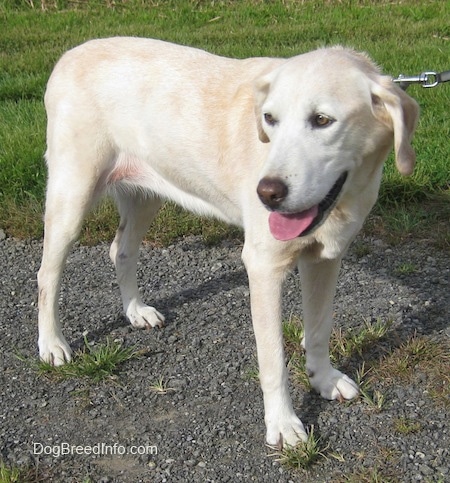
{"left": 38, "top": 37, "right": 419, "bottom": 448}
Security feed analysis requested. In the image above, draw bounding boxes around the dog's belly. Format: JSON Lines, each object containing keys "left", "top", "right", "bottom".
{"left": 106, "top": 152, "right": 243, "bottom": 226}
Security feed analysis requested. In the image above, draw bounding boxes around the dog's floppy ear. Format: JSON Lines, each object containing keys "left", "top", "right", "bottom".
{"left": 370, "top": 77, "right": 420, "bottom": 175}
{"left": 253, "top": 75, "right": 272, "bottom": 143}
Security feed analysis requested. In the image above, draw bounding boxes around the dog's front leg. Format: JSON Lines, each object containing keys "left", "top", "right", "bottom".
{"left": 242, "top": 242, "right": 307, "bottom": 448}
{"left": 298, "top": 256, "right": 359, "bottom": 401}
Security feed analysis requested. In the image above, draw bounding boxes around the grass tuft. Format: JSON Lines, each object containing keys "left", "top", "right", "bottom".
{"left": 394, "top": 262, "right": 417, "bottom": 275}
{"left": 244, "top": 365, "right": 259, "bottom": 383}
{"left": 282, "top": 315, "right": 305, "bottom": 349}
{"left": 282, "top": 317, "right": 392, "bottom": 391}
{"left": 35, "top": 336, "right": 143, "bottom": 382}
{"left": 287, "top": 352, "right": 311, "bottom": 391}
{"left": 149, "top": 376, "right": 175, "bottom": 395}
{"left": 331, "top": 318, "right": 391, "bottom": 361}
{"left": 0, "top": 459, "right": 45, "bottom": 483}
{"left": 0, "top": 461, "right": 22, "bottom": 483}
{"left": 355, "top": 362, "right": 386, "bottom": 412}
{"left": 393, "top": 417, "right": 422, "bottom": 435}
{"left": 269, "top": 426, "right": 327, "bottom": 471}
{"left": 340, "top": 466, "right": 399, "bottom": 483}
{"left": 374, "top": 334, "right": 450, "bottom": 406}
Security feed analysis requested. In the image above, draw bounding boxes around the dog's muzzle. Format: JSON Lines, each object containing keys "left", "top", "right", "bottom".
{"left": 258, "top": 172, "right": 348, "bottom": 241}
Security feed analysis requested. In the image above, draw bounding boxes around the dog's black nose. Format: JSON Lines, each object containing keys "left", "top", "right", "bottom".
{"left": 257, "top": 177, "right": 288, "bottom": 209}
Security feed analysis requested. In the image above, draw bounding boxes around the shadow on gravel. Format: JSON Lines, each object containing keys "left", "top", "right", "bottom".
{"left": 70, "top": 268, "right": 248, "bottom": 351}
{"left": 154, "top": 269, "right": 248, "bottom": 315}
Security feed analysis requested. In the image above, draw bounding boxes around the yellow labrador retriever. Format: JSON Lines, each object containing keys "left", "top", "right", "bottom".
{"left": 38, "top": 38, "right": 419, "bottom": 448}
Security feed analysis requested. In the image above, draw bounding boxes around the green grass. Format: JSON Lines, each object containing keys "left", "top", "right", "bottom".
{"left": 339, "top": 467, "right": 399, "bottom": 483}
{"left": 149, "top": 376, "right": 176, "bottom": 395}
{"left": 269, "top": 426, "right": 328, "bottom": 471}
{"left": 283, "top": 316, "right": 391, "bottom": 361}
{"left": 394, "top": 261, "right": 417, "bottom": 275}
{"left": 34, "top": 336, "right": 143, "bottom": 382}
{"left": 282, "top": 316, "right": 392, "bottom": 403}
{"left": 283, "top": 316, "right": 449, "bottom": 408}
{"left": 393, "top": 417, "right": 422, "bottom": 435}
{"left": 0, "top": 0, "right": 449, "bottom": 245}
{"left": 331, "top": 318, "right": 392, "bottom": 360}
{"left": 355, "top": 362, "right": 387, "bottom": 412}
{"left": 0, "top": 460, "right": 43, "bottom": 483}
{"left": 280, "top": 316, "right": 449, "bottom": 476}
{"left": 374, "top": 334, "right": 450, "bottom": 406}
{"left": 0, "top": 462, "right": 21, "bottom": 483}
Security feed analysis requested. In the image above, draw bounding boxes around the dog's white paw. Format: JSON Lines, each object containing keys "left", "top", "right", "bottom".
{"left": 39, "top": 334, "right": 72, "bottom": 366}
{"left": 310, "top": 367, "right": 359, "bottom": 401}
{"left": 126, "top": 302, "right": 165, "bottom": 329}
{"left": 265, "top": 412, "right": 308, "bottom": 449}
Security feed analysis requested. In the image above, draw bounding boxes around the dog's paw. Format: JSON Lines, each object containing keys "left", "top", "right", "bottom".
{"left": 310, "top": 367, "right": 359, "bottom": 401}
{"left": 39, "top": 335, "right": 72, "bottom": 366}
{"left": 126, "top": 302, "right": 165, "bottom": 329}
{"left": 265, "top": 413, "right": 308, "bottom": 449}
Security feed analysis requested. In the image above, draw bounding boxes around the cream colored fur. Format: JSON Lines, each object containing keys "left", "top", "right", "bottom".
{"left": 38, "top": 38, "right": 419, "bottom": 448}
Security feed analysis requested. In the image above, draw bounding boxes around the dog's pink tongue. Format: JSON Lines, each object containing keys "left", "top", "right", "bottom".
{"left": 269, "top": 206, "right": 319, "bottom": 241}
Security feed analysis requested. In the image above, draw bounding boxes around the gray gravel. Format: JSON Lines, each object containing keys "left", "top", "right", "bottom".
{"left": 0, "top": 233, "right": 448, "bottom": 482}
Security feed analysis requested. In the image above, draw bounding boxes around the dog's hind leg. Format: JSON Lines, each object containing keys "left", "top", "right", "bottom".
{"left": 38, "top": 155, "right": 105, "bottom": 366}
{"left": 110, "top": 191, "right": 165, "bottom": 329}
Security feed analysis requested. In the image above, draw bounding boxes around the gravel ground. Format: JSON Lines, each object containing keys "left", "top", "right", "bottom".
{"left": 0, "top": 232, "right": 448, "bottom": 482}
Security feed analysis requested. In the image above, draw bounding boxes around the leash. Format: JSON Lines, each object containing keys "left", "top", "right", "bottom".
{"left": 393, "top": 69, "right": 450, "bottom": 90}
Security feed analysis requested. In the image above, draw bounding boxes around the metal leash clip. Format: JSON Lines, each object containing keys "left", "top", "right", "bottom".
{"left": 393, "top": 71, "right": 440, "bottom": 90}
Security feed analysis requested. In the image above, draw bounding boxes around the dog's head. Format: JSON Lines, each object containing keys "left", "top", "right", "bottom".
{"left": 253, "top": 47, "right": 419, "bottom": 241}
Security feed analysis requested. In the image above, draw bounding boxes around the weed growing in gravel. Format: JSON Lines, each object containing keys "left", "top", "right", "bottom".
{"left": 351, "top": 241, "right": 372, "bottom": 259}
{"left": 331, "top": 318, "right": 391, "bottom": 360}
{"left": 374, "top": 334, "right": 450, "bottom": 406}
{"left": 355, "top": 363, "right": 386, "bottom": 412}
{"left": 283, "top": 317, "right": 311, "bottom": 390}
{"left": 149, "top": 376, "right": 175, "bottom": 395}
{"left": 0, "top": 460, "right": 42, "bottom": 483}
{"left": 284, "top": 316, "right": 392, "bottom": 362}
{"left": 283, "top": 315, "right": 305, "bottom": 349}
{"left": 244, "top": 366, "right": 259, "bottom": 382}
{"left": 35, "top": 337, "right": 143, "bottom": 382}
{"left": 287, "top": 352, "right": 311, "bottom": 391}
{"left": 0, "top": 461, "right": 21, "bottom": 483}
{"left": 340, "top": 466, "right": 399, "bottom": 483}
{"left": 282, "top": 317, "right": 392, "bottom": 391}
{"left": 394, "top": 262, "right": 418, "bottom": 275}
{"left": 393, "top": 417, "right": 422, "bottom": 435}
{"left": 269, "top": 426, "right": 327, "bottom": 470}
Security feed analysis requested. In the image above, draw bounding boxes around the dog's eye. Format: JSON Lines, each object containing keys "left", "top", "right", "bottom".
{"left": 264, "top": 113, "right": 277, "bottom": 126}
{"left": 312, "top": 114, "right": 334, "bottom": 128}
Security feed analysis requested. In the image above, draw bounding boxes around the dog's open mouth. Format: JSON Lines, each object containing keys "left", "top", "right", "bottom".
{"left": 268, "top": 172, "right": 348, "bottom": 241}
